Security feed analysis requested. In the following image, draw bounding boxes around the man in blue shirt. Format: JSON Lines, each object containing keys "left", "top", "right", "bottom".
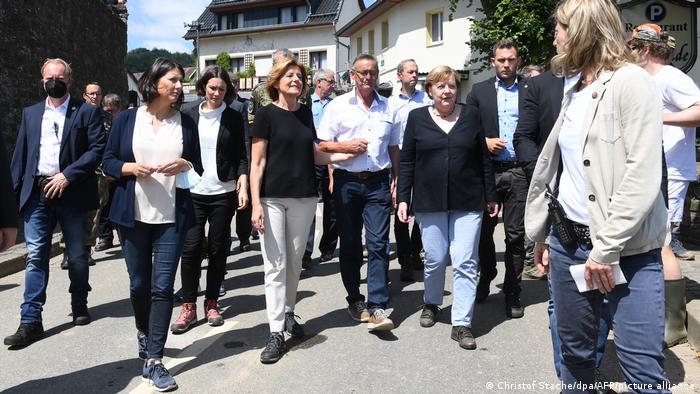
{"left": 466, "top": 39, "right": 528, "bottom": 319}
{"left": 388, "top": 59, "right": 432, "bottom": 282}
{"left": 303, "top": 68, "right": 338, "bottom": 268}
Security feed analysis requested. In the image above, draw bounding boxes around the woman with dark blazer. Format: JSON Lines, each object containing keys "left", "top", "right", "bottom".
{"left": 103, "top": 58, "right": 202, "bottom": 391}
{"left": 170, "top": 66, "right": 248, "bottom": 334}
{"left": 397, "top": 65, "right": 498, "bottom": 351}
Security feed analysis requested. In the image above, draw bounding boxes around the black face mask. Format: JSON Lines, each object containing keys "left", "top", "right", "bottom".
{"left": 44, "top": 78, "right": 68, "bottom": 99}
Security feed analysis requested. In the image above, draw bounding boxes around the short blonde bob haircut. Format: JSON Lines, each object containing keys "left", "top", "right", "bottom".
{"left": 266, "top": 58, "right": 308, "bottom": 101}
{"left": 551, "top": 0, "right": 631, "bottom": 78}
{"left": 423, "top": 65, "right": 461, "bottom": 99}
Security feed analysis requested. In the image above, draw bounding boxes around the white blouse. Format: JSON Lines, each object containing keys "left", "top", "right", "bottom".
{"left": 132, "top": 106, "right": 183, "bottom": 224}
{"left": 191, "top": 102, "right": 237, "bottom": 195}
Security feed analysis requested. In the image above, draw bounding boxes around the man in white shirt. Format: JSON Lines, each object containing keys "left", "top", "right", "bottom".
{"left": 317, "top": 54, "right": 400, "bottom": 332}
{"left": 6, "top": 58, "right": 104, "bottom": 347}
{"left": 387, "top": 59, "right": 432, "bottom": 282}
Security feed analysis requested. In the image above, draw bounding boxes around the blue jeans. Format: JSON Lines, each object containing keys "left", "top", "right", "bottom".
{"left": 549, "top": 231, "right": 669, "bottom": 394}
{"left": 333, "top": 171, "right": 391, "bottom": 313}
{"left": 119, "top": 221, "right": 185, "bottom": 360}
{"left": 21, "top": 190, "right": 90, "bottom": 324}
{"left": 416, "top": 210, "right": 482, "bottom": 326}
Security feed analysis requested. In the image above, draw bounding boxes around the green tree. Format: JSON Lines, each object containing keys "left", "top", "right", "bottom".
{"left": 127, "top": 48, "right": 194, "bottom": 72}
{"left": 216, "top": 52, "right": 232, "bottom": 72}
{"left": 449, "top": 0, "right": 558, "bottom": 72}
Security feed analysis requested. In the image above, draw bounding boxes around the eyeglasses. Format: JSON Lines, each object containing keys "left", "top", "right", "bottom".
{"left": 320, "top": 78, "right": 336, "bottom": 85}
{"left": 352, "top": 69, "right": 378, "bottom": 77}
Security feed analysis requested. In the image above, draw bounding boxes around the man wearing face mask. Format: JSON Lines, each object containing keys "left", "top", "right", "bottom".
{"left": 5, "top": 58, "right": 105, "bottom": 347}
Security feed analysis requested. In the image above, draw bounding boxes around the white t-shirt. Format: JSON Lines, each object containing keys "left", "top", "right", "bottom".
{"left": 132, "top": 107, "right": 183, "bottom": 224}
{"left": 192, "top": 102, "right": 237, "bottom": 195}
{"left": 653, "top": 65, "right": 700, "bottom": 181}
{"left": 558, "top": 83, "right": 592, "bottom": 225}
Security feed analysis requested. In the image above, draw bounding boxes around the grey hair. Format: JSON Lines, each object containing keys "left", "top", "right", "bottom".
{"left": 102, "top": 93, "right": 122, "bottom": 108}
{"left": 313, "top": 68, "right": 334, "bottom": 83}
{"left": 272, "top": 48, "right": 294, "bottom": 64}
{"left": 397, "top": 59, "right": 416, "bottom": 74}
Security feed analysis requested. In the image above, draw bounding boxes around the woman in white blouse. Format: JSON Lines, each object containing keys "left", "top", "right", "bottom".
{"left": 171, "top": 66, "right": 248, "bottom": 334}
{"left": 103, "top": 58, "right": 202, "bottom": 391}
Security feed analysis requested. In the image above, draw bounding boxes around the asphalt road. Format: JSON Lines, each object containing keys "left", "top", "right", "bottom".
{"left": 1, "top": 205, "right": 699, "bottom": 393}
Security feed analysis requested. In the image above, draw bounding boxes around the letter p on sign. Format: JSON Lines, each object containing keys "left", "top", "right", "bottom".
{"left": 646, "top": 3, "right": 666, "bottom": 22}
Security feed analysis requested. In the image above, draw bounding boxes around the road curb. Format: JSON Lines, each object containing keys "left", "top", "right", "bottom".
{"left": 0, "top": 233, "right": 63, "bottom": 278}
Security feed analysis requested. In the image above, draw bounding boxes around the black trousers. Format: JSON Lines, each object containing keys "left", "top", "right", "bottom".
{"left": 97, "top": 178, "right": 115, "bottom": 241}
{"left": 394, "top": 210, "right": 422, "bottom": 257}
{"left": 180, "top": 192, "right": 236, "bottom": 302}
{"left": 305, "top": 165, "right": 338, "bottom": 256}
{"left": 479, "top": 167, "right": 527, "bottom": 296}
{"left": 235, "top": 188, "right": 252, "bottom": 245}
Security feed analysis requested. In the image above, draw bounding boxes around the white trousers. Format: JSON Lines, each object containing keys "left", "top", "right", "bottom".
{"left": 260, "top": 197, "right": 317, "bottom": 332}
{"left": 668, "top": 179, "right": 690, "bottom": 224}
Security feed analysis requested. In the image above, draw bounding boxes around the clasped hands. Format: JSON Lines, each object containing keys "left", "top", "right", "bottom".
{"left": 122, "top": 158, "right": 190, "bottom": 178}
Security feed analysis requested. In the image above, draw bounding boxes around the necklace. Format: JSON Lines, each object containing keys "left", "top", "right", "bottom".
{"left": 433, "top": 104, "right": 456, "bottom": 118}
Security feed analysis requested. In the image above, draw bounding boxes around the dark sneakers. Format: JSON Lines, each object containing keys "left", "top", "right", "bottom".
{"left": 475, "top": 278, "right": 491, "bottom": 303}
{"left": 398, "top": 254, "right": 414, "bottom": 282}
{"left": 143, "top": 361, "right": 178, "bottom": 392}
{"left": 137, "top": 331, "right": 149, "bottom": 360}
{"left": 260, "top": 332, "right": 286, "bottom": 364}
{"left": 319, "top": 251, "right": 334, "bottom": 262}
{"left": 284, "top": 312, "right": 304, "bottom": 338}
{"left": 301, "top": 254, "right": 312, "bottom": 269}
{"left": 72, "top": 305, "right": 91, "bottom": 325}
{"left": 419, "top": 304, "right": 439, "bottom": 328}
{"left": 505, "top": 295, "right": 524, "bottom": 319}
{"left": 4, "top": 323, "right": 45, "bottom": 347}
{"left": 451, "top": 325, "right": 477, "bottom": 350}
{"left": 94, "top": 238, "right": 113, "bottom": 252}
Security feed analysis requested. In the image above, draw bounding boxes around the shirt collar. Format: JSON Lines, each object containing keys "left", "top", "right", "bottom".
{"left": 495, "top": 76, "right": 518, "bottom": 90}
{"left": 45, "top": 95, "right": 71, "bottom": 111}
{"left": 351, "top": 88, "right": 382, "bottom": 108}
{"left": 398, "top": 89, "right": 420, "bottom": 100}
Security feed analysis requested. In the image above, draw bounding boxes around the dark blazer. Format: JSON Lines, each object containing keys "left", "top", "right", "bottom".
{"left": 10, "top": 97, "right": 105, "bottom": 213}
{"left": 0, "top": 137, "right": 18, "bottom": 228}
{"left": 230, "top": 95, "right": 252, "bottom": 165}
{"left": 397, "top": 105, "right": 497, "bottom": 212}
{"left": 512, "top": 71, "right": 564, "bottom": 181}
{"left": 466, "top": 75, "right": 528, "bottom": 140}
{"left": 102, "top": 108, "right": 203, "bottom": 233}
{"left": 181, "top": 101, "right": 248, "bottom": 182}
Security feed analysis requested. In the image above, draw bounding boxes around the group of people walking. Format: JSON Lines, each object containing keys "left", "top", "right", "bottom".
{"left": 1, "top": 0, "right": 699, "bottom": 392}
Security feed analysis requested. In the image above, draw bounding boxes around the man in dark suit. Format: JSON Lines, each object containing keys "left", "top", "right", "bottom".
{"left": 0, "top": 137, "right": 18, "bottom": 253}
{"left": 467, "top": 39, "right": 528, "bottom": 319}
{"left": 5, "top": 58, "right": 104, "bottom": 347}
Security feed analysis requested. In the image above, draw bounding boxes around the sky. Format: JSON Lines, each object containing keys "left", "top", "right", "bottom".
{"left": 127, "top": 0, "right": 378, "bottom": 53}
{"left": 127, "top": 0, "right": 211, "bottom": 53}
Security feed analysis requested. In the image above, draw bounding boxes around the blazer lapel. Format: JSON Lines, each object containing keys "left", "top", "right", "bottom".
{"left": 60, "top": 98, "right": 80, "bottom": 152}
{"left": 28, "top": 104, "right": 45, "bottom": 165}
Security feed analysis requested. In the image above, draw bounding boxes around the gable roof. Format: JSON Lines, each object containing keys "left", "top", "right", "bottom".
{"left": 184, "top": 0, "right": 341, "bottom": 40}
{"left": 336, "top": 0, "right": 405, "bottom": 37}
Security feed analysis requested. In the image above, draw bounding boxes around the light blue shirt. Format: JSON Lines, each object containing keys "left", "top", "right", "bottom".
{"left": 311, "top": 92, "right": 332, "bottom": 129}
{"left": 388, "top": 89, "right": 433, "bottom": 149}
{"left": 494, "top": 77, "right": 519, "bottom": 161}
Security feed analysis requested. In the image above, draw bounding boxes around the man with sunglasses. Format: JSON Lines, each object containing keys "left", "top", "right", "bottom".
{"left": 302, "top": 69, "right": 338, "bottom": 268}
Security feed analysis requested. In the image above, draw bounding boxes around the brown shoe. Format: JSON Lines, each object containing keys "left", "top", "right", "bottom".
{"left": 419, "top": 304, "right": 439, "bottom": 328}
{"left": 523, "top": 264, "right": 547, "bottom": 280}
{"left": 367, "top": 309, "right": 394, "bottom": 331}
{"left": 348, "top": 301, "right": 370, "bottom": 322}
{"left": 451, "top": 325, "right": 476, "bottom": 350}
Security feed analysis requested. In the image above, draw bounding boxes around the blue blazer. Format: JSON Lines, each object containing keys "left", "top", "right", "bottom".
{"left": 10, "top": 97, "right": 105, "bottom": 213}
{"left": 102, "top": 107, "right": 203, "bottom": 233}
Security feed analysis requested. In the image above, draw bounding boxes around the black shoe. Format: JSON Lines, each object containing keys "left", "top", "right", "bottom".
{"left": 94, "top": 239, "right": 113, "bottom": 252}
{"left": 260, "top": 332, "right": 285, "bottom": 364}
{"left": 451, "top": 325, "right": 477, "bottom": 350}
{"left": 284, "top": 312, "right": 305, "bottom": 338}
{"left": 238, "top": 242, "right": 251, "bottom": 253}
{"left": 412, "top": 253, "right": 424, "bottom": 270}
{"left": 4, "top": 323, "right": 45, "bottom": 347}
{"left": 60, "top": 254, "right": 69, "bottom": 270}
{"left": 251, "top": 231, "right": 260, "bottom": 240}
{"left": 475, "top": 279, "right": 491, "bottom": 303}
{"left": 302, "top": 255, "right": 312, "bottom": 269}
{"left": 72, "top": 305, "right": 91, "bottom": 325}
{"left": 319, "top": 251, "right": 334, "bottom": 262}
{"left": 86, "top": 248, "right": 95, "bottom": 266}
{"left": 398, "top": 254, "right": 413, "bottom": 282}
{"left": 505, "top": 295, "right": 524, "bottom": 319}
{"left": 419, "top": 304, "right": 439, "bottom": 328}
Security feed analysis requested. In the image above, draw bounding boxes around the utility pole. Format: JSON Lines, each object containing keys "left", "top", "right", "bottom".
{"left": 185, "top": 21, "right": 204, "bottom": 80}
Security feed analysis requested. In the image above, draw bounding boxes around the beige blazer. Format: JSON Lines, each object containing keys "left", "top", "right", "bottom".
{"left": 524, "top": 63, "right": 667, "bottom": 264}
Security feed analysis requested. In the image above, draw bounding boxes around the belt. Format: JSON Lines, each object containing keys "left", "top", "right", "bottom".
{"left": 492, "top": 161, "right": 520, "bottom": 171}
{"left": 571, "top": 221, "right": 591, "bottom": 244}
{"left": 34, "top": 175, "right": 50, "bottom": 189}
{"left": 334, "top": 168, "right": 389, "bottom": 179}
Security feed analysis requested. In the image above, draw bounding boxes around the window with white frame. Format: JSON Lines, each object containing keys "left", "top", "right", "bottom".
{"left": 427, "top": 11, "right": 443, "bottom": 44}
{"left": 310, "top": 51, "right": 327, "bottom": 70}
{"left": 230, "top": 58, "right": 245, "bottom": 73}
